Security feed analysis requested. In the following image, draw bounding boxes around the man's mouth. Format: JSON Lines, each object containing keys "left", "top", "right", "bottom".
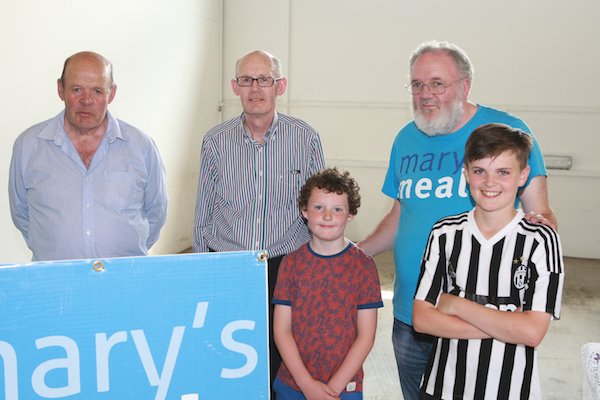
{"left": 418, "top": 102, "right": 438, "bottom": 113}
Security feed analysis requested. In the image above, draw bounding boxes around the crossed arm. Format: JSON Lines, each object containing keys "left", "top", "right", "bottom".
{"left": 273, "top": 304, "right": 377, "bottom": 399}
{"left": 413, "top": 294, "right": 551, "bottom": 347}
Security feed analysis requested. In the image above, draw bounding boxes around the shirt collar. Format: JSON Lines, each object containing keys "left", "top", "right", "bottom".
{"left": 104, "top": 110, "right": 126, "bottom": 143}
{"left": 38, "top": 109, "right": 126, "bottom": 145}
{"left": 240, "top": 112, "right": 279, "bottom": 144}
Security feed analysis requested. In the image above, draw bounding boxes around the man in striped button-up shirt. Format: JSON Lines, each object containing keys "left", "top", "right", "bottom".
{"left": 193, "top": 50, "right": 325, "bottom": 395}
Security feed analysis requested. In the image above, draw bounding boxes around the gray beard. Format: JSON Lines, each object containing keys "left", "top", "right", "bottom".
{"left": 412, "top": 96, "right": 464, "bottom": 137}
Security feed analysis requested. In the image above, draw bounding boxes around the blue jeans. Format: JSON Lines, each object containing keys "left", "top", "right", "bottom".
{"left": 274, "top": 377, "right": 362, "bottom": 400}
{"left": 392, "top": 318, "right": 435, "bottom": 400}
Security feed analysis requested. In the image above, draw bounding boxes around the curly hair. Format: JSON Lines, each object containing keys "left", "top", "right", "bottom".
{"left": 298, "top": 167, "right": 361, "bottom": 216}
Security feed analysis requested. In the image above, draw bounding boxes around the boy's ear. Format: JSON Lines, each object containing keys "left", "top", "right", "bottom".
{"left": 519, "top": 165, "right": 531, "bottom": 186}
{"left": 347, "top": 214, "right": 355, "bottom": 223}
{"left": 301, "top": 208, "right": 308, "bottom": 220}
{"left": 463, "top": 164, "right": 470, "bottom": 184}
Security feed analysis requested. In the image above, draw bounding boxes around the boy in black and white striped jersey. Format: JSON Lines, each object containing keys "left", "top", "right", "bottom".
{"left": 412, "top": 123, "right": 564, "bottom": 400}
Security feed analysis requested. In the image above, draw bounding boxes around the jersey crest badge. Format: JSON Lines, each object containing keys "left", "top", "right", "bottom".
{"left": 513, "top": 259, "right": 529, "bottom": 290}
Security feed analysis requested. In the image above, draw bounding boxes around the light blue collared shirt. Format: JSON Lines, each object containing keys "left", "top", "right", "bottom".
{"left": 9, "top": 110, "right": 168, "bottom": 261}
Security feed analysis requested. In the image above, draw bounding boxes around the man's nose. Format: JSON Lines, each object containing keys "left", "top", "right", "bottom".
{"left": 419, "top": 84, "right": 434, "bottom": 99}
{"left": 80, "top": 91, "right": 93, "bottom": 104}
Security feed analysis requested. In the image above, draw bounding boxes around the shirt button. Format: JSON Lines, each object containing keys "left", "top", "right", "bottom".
{"left": 86, "top": 203, "right": 90, "bottom": 207}
{"left": 86, "top": 231, "right": 91, "bottom": 235}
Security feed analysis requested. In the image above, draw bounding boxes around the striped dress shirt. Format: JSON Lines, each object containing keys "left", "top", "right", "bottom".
{"left": 193, "top": 112, "right": 325, "bottom": 257}
{"left": 415, "top": 209, "right": 564, "bottom": 400}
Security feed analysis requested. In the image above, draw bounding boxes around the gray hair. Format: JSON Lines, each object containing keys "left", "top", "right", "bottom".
{"left": 235, "top": 50, "right": 282, "bottom": 79}
{"left": 409, "top": 41, "right": 474, "bottom": 85}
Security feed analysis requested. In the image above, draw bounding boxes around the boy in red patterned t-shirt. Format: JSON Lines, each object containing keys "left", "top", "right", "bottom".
{"left": 273, "top": 167, "right": 383, "bottom": 399}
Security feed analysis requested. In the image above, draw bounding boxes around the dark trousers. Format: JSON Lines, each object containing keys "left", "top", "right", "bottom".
{"left": 267, "top": 254, "right": 285, "bottom": 400}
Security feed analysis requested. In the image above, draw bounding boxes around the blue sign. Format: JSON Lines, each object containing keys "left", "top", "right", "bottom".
{"left": 0, "top": 251, "right": 269, "bottom": 399}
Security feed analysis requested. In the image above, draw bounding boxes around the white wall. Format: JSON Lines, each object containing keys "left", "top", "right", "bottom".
{"left": 0, "top": 0, "right": 221, "bottom": 264}
{"left": 2, "top": 0, "right": 598, "bottom": 263}
{"left": 222, "top": 0, "right": 600, "bottom": 258}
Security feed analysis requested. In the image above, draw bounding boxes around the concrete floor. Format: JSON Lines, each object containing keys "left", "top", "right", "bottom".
{"left": 363, "top": 250, "right": 600, "bottom": 400}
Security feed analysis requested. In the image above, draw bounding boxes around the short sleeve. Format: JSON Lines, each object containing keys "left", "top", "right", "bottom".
{"left": 414, "top": 230, "right": 445, "bottom": 305}
{"left": 522, "top": 228, "right": 564, "bottom": 320}
{"left": 272, "top": 255, "right": 293, "bottom": 306}
{"left": 356, "top": 251, "right": 383, "bottom": 309}
{"left": 382, "top": 138, "right": 400, "bottom": 200}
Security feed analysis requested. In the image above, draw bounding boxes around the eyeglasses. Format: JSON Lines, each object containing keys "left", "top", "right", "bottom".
{"left": 405, "top": 79, "right": 464, "bottom": 95}
{"left": 235, "top": 76, "right": 282, "bottom": 87}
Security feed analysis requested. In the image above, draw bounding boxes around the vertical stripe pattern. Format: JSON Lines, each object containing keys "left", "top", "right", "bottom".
{"left": 193, "top": 112, "right": 325, "bottom": 257}
{"left": 415, "top": 209, "right": 564, "bottom": 399}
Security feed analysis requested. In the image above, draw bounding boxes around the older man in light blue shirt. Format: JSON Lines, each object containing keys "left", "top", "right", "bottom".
{"left": 9, "top": 51, "right": 168, "bottom": 261}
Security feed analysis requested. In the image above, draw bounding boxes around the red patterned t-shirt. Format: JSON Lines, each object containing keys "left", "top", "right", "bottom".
{"left": 272, "top": 242, "right": 383, "bottom": 393}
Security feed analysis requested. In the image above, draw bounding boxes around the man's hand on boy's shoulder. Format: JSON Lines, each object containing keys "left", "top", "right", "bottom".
{"left": 524, "top": 210, "right": 556, "bottom": 230}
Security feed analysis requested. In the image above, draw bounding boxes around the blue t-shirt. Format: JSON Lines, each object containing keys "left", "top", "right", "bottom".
{"left": 382, "top": 105, "right": 547, "bottom": 325}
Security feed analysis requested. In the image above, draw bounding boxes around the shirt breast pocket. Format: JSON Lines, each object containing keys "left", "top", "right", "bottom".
{"left": 272, "top": 169, "right": 302, "bottom": 207}
{"left": 105, "top": 172, "right": 145, "bottom": 211}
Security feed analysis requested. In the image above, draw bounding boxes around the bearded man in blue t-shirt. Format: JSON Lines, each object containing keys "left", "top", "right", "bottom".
{"left": 357, "top": 40, "right": 557, "bottom": 400}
